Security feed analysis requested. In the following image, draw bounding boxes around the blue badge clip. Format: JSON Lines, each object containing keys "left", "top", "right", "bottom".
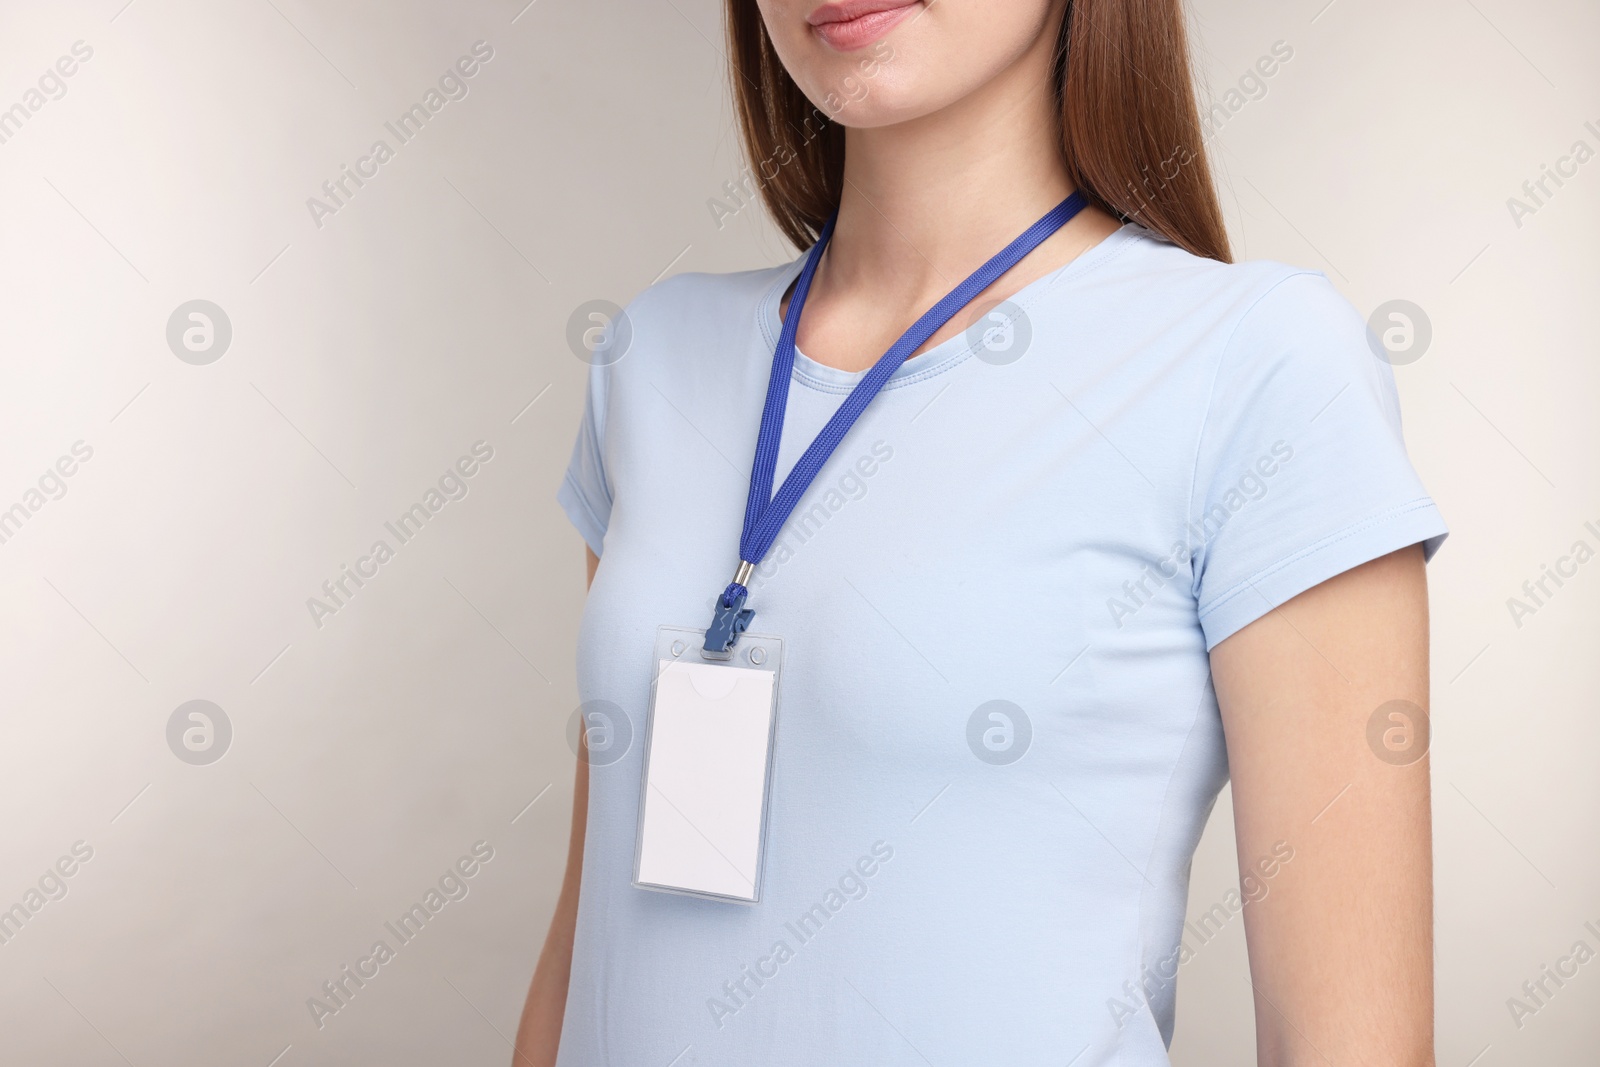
{"left": 704, "top": 569, "right": 755, "bottom": 657}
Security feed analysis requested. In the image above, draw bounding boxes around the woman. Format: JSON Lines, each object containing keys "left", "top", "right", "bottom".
{"left": 518, "top": 0, "right": 1444, "bottom": 1063}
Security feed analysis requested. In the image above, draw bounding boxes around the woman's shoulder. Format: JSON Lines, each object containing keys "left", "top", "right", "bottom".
{"left": 1104, "top": 228, "right": 1400, "bottom": 432}
{"left": 1103, "top": 223, "right": 1357, "bottom": 329}
{"left": 621, "top": 260, "right": 797, "bottom": 330}
{"left": 583, "top": 260, "right": 797, "bottom": 380}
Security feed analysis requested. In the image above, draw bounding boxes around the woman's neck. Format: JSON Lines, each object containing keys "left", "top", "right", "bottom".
{"left": 828, "top": 50, "right": 1076, "bottom": 290}
{"left": 788, "top": 30, "right": 1122, "bottom": 372}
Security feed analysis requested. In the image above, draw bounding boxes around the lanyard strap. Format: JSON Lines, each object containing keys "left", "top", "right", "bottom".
{"left": 704, "top": 190, "right": 1088, "bottom": 653}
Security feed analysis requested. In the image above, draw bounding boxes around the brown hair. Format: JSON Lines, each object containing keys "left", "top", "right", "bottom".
{"left": 724, "top": 0, "right": 1231, "bottom": 263}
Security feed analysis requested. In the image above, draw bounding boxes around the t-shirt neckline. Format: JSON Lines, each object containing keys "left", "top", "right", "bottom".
{"left": 756, "top": 222, "right": 1142, "bottom": 394}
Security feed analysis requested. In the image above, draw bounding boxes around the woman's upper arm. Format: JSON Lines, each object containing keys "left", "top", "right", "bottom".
{"left": 1209, "top": 544, "right": 1434, "bottom": 1066}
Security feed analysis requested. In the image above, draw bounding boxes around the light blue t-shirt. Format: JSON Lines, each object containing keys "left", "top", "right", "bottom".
{"left": 554, "top": 224, "right": 1446, "bottom": 1066}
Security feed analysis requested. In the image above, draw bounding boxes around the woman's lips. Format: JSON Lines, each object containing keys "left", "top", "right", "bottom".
{"left": 807, "top": 0, "right": 920, "bottom": 51}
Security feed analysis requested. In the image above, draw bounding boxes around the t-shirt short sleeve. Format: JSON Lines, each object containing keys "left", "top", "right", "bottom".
{"left": 556, "top": 359, "right": 613, "bottom": 557}
{"left": 1190, "top": 271, "right": 1448, "bottom": 650}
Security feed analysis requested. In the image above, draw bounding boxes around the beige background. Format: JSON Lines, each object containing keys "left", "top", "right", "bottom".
{"left": 0, "top": 0, "right": 1594, "bottom": 1063}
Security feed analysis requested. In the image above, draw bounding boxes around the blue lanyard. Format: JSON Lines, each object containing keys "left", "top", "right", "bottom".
{"left": 704, "top": 191, "right": 1089, "bottom": 653}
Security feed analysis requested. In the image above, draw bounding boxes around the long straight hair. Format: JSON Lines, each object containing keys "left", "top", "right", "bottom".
{"left": 724, "top": 0, "right": 1232, "bottom": 263}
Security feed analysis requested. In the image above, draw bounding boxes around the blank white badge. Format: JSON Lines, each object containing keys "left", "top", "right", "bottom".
{"left": 635, "top": 651, "right": 777, "bottom": 903}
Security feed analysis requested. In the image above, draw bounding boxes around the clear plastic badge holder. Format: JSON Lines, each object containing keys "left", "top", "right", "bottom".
{"left": 632, "top": 625, "right": 783, "bottom": 904}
